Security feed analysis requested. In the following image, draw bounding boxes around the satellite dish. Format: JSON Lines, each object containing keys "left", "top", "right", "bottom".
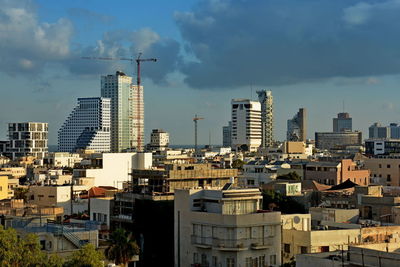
{"left": 293, "top": 216, "right": 300, "bottom": 224}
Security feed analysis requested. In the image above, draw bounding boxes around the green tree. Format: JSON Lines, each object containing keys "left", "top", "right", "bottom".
{"left": 276, "top": 171, "right": 302, "bottom": 181}
{"left": 231, "top": 159, "right": 245, "bottom": 169}
{"left": 262, "top": 190, "right": 306, "bottom": 214}
{"left": 0, "top": 226, "right": 63, "bottom": 267}
{"left": 105, "top": 228, "right": 140, "bottom": 267}
{"left": 64, "top": 243, "right": 104, "bottom": 267}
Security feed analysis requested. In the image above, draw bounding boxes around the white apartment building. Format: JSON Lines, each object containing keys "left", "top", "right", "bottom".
{"left": 73, "top": 152, "right": 152, "bottom": 189}
{"left": 257, "top": 90, "right": 274, "bottom": 148}
{"left": 150, "top": 129, "right": 169, "bottom": 150}
{"left": 101, "top": 71, "right": 144, "bottom": 152}
{"left": 231, "top": 99, "right": 262, "bottom": 152}
{"left": 58, "top": 97, "right": 111, "bottom": 153}
{"left": 6, "top": 122, "right": 48, "bottom": 160}
{"left": 43, "top": 152, "right": 82, "bottom": 168}
{"left": 175, "top": 187, "right": 281, "bottom": 267}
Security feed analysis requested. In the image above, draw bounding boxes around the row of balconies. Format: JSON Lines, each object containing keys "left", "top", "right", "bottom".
{"left": 191, "top": 235, "right": 272, "bottom": 251}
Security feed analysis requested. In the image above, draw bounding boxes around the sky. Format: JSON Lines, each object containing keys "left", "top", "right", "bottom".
{"left": 1, "top": 0, "right": 400, "bottom": 146}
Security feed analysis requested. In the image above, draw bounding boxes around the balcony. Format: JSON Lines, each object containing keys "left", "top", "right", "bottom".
{"left": 191, "top": 235, "right": 272, "bottom": 251}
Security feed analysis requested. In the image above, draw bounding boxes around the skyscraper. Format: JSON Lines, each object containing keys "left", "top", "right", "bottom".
{"left": 287, "top": 108, "right": 307, "bottom": 142}
{"left": 58, "top": 97, "right": 111, "bottom": 153}
{"left": 6, "top": 122, "right": 48, "bottom": 160}
{"left": 257, "top": 90, "right": 274, "bottom": 148}
{"left": 231, "top": 99, "right": 261, "bottom": 151}
{"left": 333, "top": 112, "right": 352, "bottom": 132}
{"left": 222, "top": 121, "right": 232, "bottom": 148}
{"left": 101, "top": 71, "right": 143, "bottom": 152}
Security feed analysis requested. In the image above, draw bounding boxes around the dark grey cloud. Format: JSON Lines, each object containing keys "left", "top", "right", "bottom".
{"left": 174, "top": 0, "right": 400, "bottom": 89}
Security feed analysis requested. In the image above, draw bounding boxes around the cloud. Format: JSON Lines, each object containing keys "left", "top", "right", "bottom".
{"left": 66, "top": 28, "right": 181, "bottom": 85}
{"left": 175, "top": 0, "right": 400, "bottom": 89}
{"left": 0, "top": 0, "right": 73, "bottom": 75}
{"left": 67, "top": 7, "right": 114, "bottom": 24}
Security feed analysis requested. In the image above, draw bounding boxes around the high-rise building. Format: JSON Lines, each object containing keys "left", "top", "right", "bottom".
{"left": 287, "top": 108, "right": 307, "bottom": 142}
{"left": 101, "top": 71, "right": 143, "bottom": 152}
{"left": 149, "top": 129, "right": 169, "bottom": 151}
{"left": 369, "top": 123, "right": 400, "bottom": 139}
{"left": 369, "top": 123, "right": 390, "bottom": 139}
{"left": 58, "top": 97, "right": 111, "bottom": 153}
{"left": 231, "top": 99, "right": 261, "bottom": 151}
{"left": 6, "top": 122, "right": 48, "bottom": 160}
{"left": 257, "top": 90, "right": 274, "bottom": 148}
{"left": 222, "top": 121, "right": 232, "bottom": 147}
{"left": 333, "top": 112, "right": 352, "bottom": 132}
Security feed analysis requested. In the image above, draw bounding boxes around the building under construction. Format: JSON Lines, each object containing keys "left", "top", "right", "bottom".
{"left": 131, "top": 163, "right": 238, "bottom": 194}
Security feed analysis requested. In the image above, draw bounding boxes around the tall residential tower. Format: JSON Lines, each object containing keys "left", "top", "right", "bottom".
{"left": 6, "top": 122, "right": 48, "bottom": 160}
{"left": 257, "top": 90, "right": 274, "bottom": 148}
{"left": 58, "top": 97, "right": 111, "bottom": 153}
{"left": 101, "top": 71, "right": 144, "bottom": 152}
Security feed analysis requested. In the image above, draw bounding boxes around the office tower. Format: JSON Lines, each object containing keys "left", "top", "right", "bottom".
{"left": 175, "top": 187, "right": 282, "bottom": 267}
{"left": 58, "top": 97, "right": 111, "bottom": 153}
{"left": 101, "top": 71, "right": 143, "bottom": 152}
{"left": 257, "top": 90, "right": 274, "bottom": 148}
{"left": 6, "top": 122, "right": 48, "bottom": 160}
{"left": 315, "top": 131, "right": 362, "bottom": 150}
{"left": 369, "top": 123, "right": 390, "bottom": 139}
{"left": 287, "top": 108, "right": 307, "bottom": 142}
{"left": 333, "top": 112, "right": 352, "bottom": 132}
{"left": 389, "top": 123, "right": 400, "bottom": 139}
{"left": 231, "top": 99, "right": 261, "bottom": 152}
{"left": 150, "top": 129, "right": 169, "bottom": 151}
{"left": 222, "top": 121, "right": 232, "bottom": 147}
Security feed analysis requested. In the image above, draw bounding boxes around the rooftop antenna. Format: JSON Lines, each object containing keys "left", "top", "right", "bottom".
{"left": 209, "top": 130, "right": 211, "bottom": 147}
{"left": 342, "top": 99, "right": 345, "bottom": 113}
{"left": 251, "top": 83, "right": 253, "bottom": 100}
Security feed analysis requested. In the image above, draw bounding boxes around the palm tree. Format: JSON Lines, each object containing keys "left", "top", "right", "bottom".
{"left": 105, "top": 228, "right": 140, "bottom": 267}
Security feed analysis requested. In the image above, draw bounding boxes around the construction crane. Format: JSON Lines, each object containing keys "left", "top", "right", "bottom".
{"left": 82, "top": 53, "right": 157, "bottom": 151}
{"left": 193, "top": 114, "right": 204, "bottom": 153}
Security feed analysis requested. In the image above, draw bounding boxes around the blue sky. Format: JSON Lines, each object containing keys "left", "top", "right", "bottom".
{"left": 1, "top": 0, "right": 400, "bottom": 146}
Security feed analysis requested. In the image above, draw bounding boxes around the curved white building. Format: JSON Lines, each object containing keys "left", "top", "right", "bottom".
{"left": 58, "top": 97, "right": 111, "bottom": 153}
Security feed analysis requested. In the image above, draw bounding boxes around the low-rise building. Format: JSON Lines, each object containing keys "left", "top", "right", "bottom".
{"left": 304, "top": 159, "right": 370, "bottom": 186}
{"left": 131, "top": 163, "right": 238, "bottom": 194}
{"left": 175, "top": 187, "right": 282, "bottom": 267}
{"left": 73, "top": 152, "right": 152, "bottom": 189}
{"left": 43, "top": 152, "right": 82, "bottom": 168}
{"left": 364, "top": 156, "right": 400, "bottom": 186}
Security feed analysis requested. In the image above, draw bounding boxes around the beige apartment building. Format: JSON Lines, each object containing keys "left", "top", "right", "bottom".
{"left": 364, "top": 156, "right": 400, "bottom": 186}
{"left": 175, "top": 187, "right": 281, "bottom": 267}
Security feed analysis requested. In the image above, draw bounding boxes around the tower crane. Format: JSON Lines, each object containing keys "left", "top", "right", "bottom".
{"left": 193, "top": 115, "right": 204, "bottom": 153}
{"left": 82, "top": 53, "right": 157, "bottom": 151}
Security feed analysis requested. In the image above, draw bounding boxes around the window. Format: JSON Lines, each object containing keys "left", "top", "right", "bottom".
{"left": 379, "top": 164, "right": 382, "bottom": 168}
{"left": 93, "top": 212, "right": 96, "bottom": 221}
{"left": 259, "top": 255, "right": 265, "bottom": 267}
{"left": 245, "top": 257, "right": 251, "bottom": 267}
{"left": 320, "top": 246, "right": 329, "bottom": 252}
{"left": 300, "top": 246, "right": 308, "bottom": 254}
{"left": 387, "top": 175, "right": 391, "bottom": 182}
{"left": 226, "top": 258, "right": 235, "bottom": 267}
{"left": 270, "top": 255, "right": 276, "bottom": 265}
{"left": 193, "top": 253, "right": 199, "bottom": 264}
{"left": 212, "top": 256, "right": 217, "bottom": 267}
{"left": 387, "top": 164, "right": 391, "bottom": 168}
{"left": 284, "top": 243, "right": 291, "bottom": 253}
{"left": 104, "top": 214, "right": 107, "bottom": 223}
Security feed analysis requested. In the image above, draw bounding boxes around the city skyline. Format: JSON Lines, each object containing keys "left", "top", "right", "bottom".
{"left": 1, "top": 0, "right": 400, "bottom": 145}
